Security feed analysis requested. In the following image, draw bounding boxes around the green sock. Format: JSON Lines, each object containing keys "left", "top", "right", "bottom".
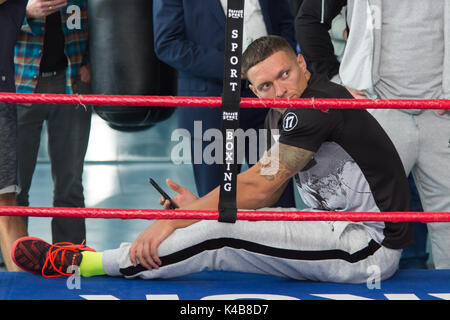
{"left": 79, "top": 251, "right": 106, "bottom": 277}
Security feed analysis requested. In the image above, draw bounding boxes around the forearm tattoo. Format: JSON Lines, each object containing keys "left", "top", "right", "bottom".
{"left": 257, "top": 143, "right": 314, "bottom": 182}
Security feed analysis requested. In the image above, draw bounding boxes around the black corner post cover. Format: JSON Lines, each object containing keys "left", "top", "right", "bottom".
{"left": 218, "top": 0, "right": 245, "bottom": 223}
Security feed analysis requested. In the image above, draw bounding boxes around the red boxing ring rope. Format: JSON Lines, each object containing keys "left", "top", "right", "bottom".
{"left": 0, "top": 207, "right": 449, "bottom": 223}
{"left": 0, "top": 92, "right": 449, "bottom": 110}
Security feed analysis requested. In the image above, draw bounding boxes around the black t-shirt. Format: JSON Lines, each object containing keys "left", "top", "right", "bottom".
{"left": 40, "top": 11, "right": 68, "bottom": 73}
{"left": 0, "top": 0, "right": 27, "bottom": 92}
{"left": 275, "top": 73, "right": 413, "bottom": 250}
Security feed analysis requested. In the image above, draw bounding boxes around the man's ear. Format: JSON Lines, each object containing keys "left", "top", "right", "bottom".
{"left": 296, "top": 54, "right": 307, "bottom": 73}
{"left": 249, "top": 84, "right": 259, "bottom": 97}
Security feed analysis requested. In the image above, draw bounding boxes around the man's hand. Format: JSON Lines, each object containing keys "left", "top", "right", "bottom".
{"left": 158, "top": 178, "right": 198, "bottom": 209}
{"left": 129, "top": 219, "right": 198, "bottom": 270}
{"left": 26, "top": 0, "right": 67, "bottom": 19}
{"left": 129, "top": 220, "right": 175, "bottom": 270}
{"left": 346, "top": 87, "right": 367, "bottom": 99}
{"left": 437, "top": 110, "right": 448, "bottom": 116}
{"left": 79, "top": 65, "right": 91, "bottom": 83}
{"left": 128, "top": 179, "right": 199, "bottom": 270}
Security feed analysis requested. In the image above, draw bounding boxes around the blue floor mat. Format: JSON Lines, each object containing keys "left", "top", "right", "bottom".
{"left": 1, "top": 269, "right": 450, "bottom": 300}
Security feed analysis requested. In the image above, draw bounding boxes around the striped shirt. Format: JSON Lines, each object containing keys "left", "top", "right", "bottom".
{"left": 14, "top": 0, "right": 88, "bottom": 94}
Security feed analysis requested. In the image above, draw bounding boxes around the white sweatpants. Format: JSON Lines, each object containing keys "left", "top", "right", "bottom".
{"left": 368, "top": 109, "right": 450, "bottom": 269}
{"left": 102, "top": 215, "right": 401, "bottom": 284}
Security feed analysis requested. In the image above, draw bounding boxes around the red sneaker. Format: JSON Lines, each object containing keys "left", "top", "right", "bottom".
{"left": 11, "top": 236, "right": 95, "bottom": 278}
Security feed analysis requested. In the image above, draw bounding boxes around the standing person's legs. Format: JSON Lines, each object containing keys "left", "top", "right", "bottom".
{"left": 413, "top": 110, "right": 450, "bottom": 269}
{"left": 0, "top": 193, "right": 27, "bottom": 271}
{"left": 367, "top": 109, "right": 418, "bottom": 173}
{"left": 16, "top": 101, "right": 48, "bottom": 208}
{"left": 368, "top": 109, "right": 429, "bottom": 268}
{"left": 45, "top": 73, "right": 92, "bottom": 244}
{"left": 399, "top": 174, "right": 428, "bottom": 269}
{"left": 102, "top": 218, "right": 400, "bottom": 284}
{"left": 0, "top": 102, "right": 27, "bottom": 271}
{"left": 177, "top": 107, "right": 223, "bottom": 197}
{"left": 0, "top": 103, "right": 19, "bottom": 196}
{"left": 16, "top": 89, "right": 50, "bottom": 243}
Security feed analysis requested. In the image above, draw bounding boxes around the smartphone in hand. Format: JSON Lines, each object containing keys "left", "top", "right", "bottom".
{"left": 149, "top": 178, "right": 179, "bottom": 209}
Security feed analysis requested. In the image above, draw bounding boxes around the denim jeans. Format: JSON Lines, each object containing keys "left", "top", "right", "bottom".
{"left": 16, "top": 72, "right": 92, "bottom": 244}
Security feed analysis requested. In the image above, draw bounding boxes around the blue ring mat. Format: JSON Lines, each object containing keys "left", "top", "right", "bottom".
{"left": 1, "top": 269, "right": 450, "bottom": 300}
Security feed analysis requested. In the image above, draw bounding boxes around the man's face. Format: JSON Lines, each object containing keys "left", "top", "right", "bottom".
{"left": 247, "top": 50, "right": 309, "bottom": 101}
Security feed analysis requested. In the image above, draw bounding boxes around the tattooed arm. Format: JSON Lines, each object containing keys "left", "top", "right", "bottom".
{"left": 178, "top": 142, "right": 315, "bottom": 211}
{"left": 236, "top": 142, "right": 314, "bottom": 208}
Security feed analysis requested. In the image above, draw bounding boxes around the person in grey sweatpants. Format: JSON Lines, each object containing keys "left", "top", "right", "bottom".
{"left": 367, "top": 110, "right": 450, "bottom": 269}
{"left": 103, "top": 215, "right": 401, "bottom": 284}
{"left": 296, "top": 0, "right": 450, "bottom": 269}
{"left": 343, "top": 0, "right": 450, "bottom": 269}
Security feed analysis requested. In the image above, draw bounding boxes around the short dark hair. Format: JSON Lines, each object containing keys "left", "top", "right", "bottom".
{"left": 242, "top": 35, "right": 296, "bottom": 78}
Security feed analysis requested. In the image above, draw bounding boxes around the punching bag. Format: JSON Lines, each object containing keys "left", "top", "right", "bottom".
{"left": 88, "top": 0, "right": 176, "bottom": 131}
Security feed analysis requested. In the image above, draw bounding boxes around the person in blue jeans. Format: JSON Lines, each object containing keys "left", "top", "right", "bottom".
{"left": 14, "top": 0, "right": 92, "bottom": 244}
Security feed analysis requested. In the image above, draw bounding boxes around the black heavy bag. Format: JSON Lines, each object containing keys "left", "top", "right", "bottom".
{"left": 88, "top": 0, "right": 176, "bottom": 131}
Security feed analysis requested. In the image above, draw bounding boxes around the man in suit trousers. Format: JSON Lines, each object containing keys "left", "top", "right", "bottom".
{"left": 153, "top": 0, "right": 297, "bottom": 206}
